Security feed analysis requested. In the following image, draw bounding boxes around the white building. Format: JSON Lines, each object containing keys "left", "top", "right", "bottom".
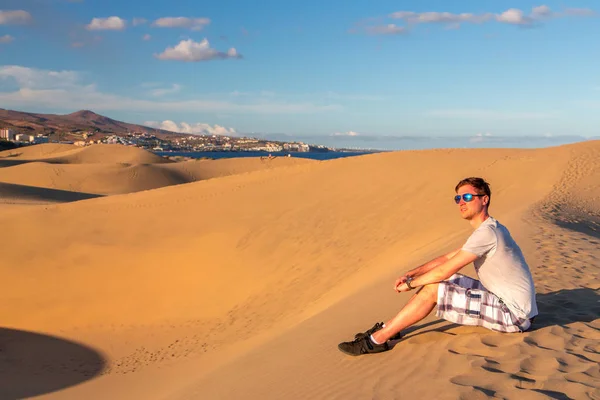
{"left": 0, "top": 128, "right": 15, "bottom": 141}
{"left": 265, "top": 143, "right": 283, "bottom": 152}
{"left": 15, "top": 134, "right": 35, "bottom": 142}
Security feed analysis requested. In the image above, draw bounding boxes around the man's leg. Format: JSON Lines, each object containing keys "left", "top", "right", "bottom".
{"left": 371, "top": 283, "right": 439, "bottom": 343}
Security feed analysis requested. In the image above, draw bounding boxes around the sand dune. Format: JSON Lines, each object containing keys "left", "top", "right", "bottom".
{"left": 0, "top": 143, "right": 171, "bottom": 165}
{"left": 0, "top": 148, "right": 314, "bottom": 195}
{"left": 0, "top": 141, "right": 598, "bottom": 399}
{"left": 0, "top": 143, "right": 77, "bottom": 159}
{"left": 0, "top": 181, "right": 101, "bottom": 204}
{"left": 162, "top": 155, "right": 314, "bottom": 181}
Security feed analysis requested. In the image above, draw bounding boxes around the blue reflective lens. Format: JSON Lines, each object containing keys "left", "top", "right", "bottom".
{"left": 454, "top": 193, "right": 476, "bottom": 204}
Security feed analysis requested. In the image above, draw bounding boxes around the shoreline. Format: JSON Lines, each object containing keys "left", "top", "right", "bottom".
{"left": 154, "top": 150, "right": 379, "bottom": 161}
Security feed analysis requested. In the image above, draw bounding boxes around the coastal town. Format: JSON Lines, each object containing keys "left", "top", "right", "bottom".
{"left": 0, "top": 127, "right": 334, "bottom": 153}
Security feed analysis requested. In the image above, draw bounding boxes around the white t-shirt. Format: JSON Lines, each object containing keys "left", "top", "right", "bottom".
{"left": 462, "top": 216, "right": 538, "bottom": 320}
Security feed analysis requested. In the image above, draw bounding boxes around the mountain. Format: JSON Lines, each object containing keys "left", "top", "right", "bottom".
{"left": 0, "top": 108, "right": 179, "bottom": 139}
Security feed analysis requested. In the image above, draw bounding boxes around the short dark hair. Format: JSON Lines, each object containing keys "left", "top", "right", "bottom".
{"left": 455, "top": 177, "right": 491, "bottom": 207}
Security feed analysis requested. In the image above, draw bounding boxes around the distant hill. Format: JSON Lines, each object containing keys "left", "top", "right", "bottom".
{"left": 0, "top": 108, "right": 179, "bottom": 139}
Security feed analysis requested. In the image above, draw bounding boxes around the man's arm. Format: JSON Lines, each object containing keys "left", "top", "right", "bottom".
{"left": 394, "top": 247, "right": 461, "bottom": 289}
{"left": 406, "top": 247, "right": 462, "bottom": 277}
{"left": 400, "top": 250, "right": 478, "bottom": 291}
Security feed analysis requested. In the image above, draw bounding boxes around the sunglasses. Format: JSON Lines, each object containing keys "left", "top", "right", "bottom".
{"left": 454, "top": 193, "right": 485, "bottom": 204}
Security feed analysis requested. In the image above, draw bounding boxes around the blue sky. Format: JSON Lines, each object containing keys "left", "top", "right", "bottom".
{"left": 1, "top": 0, "right": 599, "bottom": 149}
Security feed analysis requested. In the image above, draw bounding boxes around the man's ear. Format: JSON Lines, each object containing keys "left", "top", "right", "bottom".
{"left": 483, "top": 195, "right": 489, "bottom": 205}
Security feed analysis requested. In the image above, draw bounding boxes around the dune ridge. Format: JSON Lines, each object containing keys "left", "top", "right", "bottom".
{"left": 0, "top": 144, "right": 314, "bottom": 195}
{"left": 0, "top": 181, "right": 102, "bottom": 204}
{"left": 0, "top": 143, "right": 77, "bottom": 159}
{"left": 0, "top": 143, "right": 171, "bottom": 164}
{"left": 0, "top": 141, "right": 598, "bottom": 399}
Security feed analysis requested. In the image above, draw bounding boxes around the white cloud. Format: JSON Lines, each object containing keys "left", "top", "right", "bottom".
{"left": 143, "top": 34, "right": 151, "bottom": 41}
{"left": 0, "top": 10, "right": 32, "bottom": 25}
{"left": 150, "top": 83, "right": 181, "bottom": 97}
{"left": 0, "top": 65, "right": 341, "bottom": 115}
{"left": 86, "top": 16, "right": 126, "bottom": 31}
{"left": 156, "top": 39, "right": 242, "bottom": 62}
{"left": 332, "top": 131, "right": 360, "bottom": 136}
{"left": 0, "top": 65, "right": 81, "bottom": 89}
{"left": 425, "top": 109, "right": 554, "bottom": 120}
{"left": 385, "top": 5, "right": 596, "bottom": 30}
{"left": 366, "top": 24, "right": 407, "bottom": 35}
{"left": 496, "top": 9, "right": 532, "bottom": 25}
{"left": 0, "top": 35, "right": 14, "bottom": 43}
{"left": 145, "top": 120, "right": 236, "bottom": 136}
{"left": 152, "top": 17, "right": 210, "bottom": 31}
{"left": 132, "top": 18, "right": 147, "bottom": 26}
{"left": 531, "top": 5, "right": 552, "bottom": 18}
{"left": 390, "top": 11, "right": 492, "bottom": 25}
{"left": 470, "top": 132, "right": 494, "bottom": 143}
{"left": 388, "top": 11, "right": 413, "bottom": 20}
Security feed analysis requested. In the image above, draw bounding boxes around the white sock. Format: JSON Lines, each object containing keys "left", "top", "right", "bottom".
{"left": 370, "top": 334, "right": 383, "bottom": 345}
{"left": 382, "top": 323, "right": 386, "bottom": 328}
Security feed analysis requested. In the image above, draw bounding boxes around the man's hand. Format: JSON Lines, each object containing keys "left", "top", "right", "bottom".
{"left": 393, "top": 275, "right": 408, "bottom": 291}
{"left": 394, "top": 275, "right": 414, "bottom": 292}
{"left": 394, "top": 282, "right": 411, "bottom": 293}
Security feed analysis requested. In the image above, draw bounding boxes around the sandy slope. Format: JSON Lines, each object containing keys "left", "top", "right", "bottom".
{"left": 0, "top": 142, "right": 598, "bottom": 399}
{"left": 0, "top": 143, "right": 169, "bottom": 164}
{"left": 0, "top": 181, "right": 101, "bottom": 205}
{"left": 0, "top": 145, "right": 313, "bottom": 195}
{"left": 0, "top": 143, "right": 77, "bottom": 159}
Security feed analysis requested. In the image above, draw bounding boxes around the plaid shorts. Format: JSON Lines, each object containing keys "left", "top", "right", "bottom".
{"left": 436, "top": 274, "right": 532, "bottom": 333}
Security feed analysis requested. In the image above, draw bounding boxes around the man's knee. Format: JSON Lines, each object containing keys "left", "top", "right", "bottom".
{"left": 417, "top": 283, "right": 439, "bottom": 299}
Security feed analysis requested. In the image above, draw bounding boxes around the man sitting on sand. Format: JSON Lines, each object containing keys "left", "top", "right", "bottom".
{"left": 338, "top": 177, "right": 538, "bottom": 356}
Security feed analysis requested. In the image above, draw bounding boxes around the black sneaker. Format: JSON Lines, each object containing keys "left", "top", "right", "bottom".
{"left": 354, "top": 322, "right": 384, "bottom": 340}
{"left": 338, "top": 336, "right": 390, "bottom": 356}
{"left": 355, "top": 322, "right": 403, "bottom": 341}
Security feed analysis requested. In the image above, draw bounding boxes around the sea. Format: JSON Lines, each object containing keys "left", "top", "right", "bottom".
{"left": 153, "top": 151, "right": 379, "bottom": 161}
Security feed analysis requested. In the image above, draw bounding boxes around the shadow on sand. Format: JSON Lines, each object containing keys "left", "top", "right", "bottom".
{"left": 0, "top": 158, "right": 67, "bottom": 169}
{"left": 397, "top": 287, "right": 599, "bottom": 343}
{"left": 0, "top": 328, "right": 107, "bottom": 399}
{"left": 0, "top": 159, "right": 32, "bottom": 168}
{"left": 0, "top": 182, "right": 102, "bottom": 204}
{"left": 529, "top": 287, "right": 600, "bottom": 330}
{"left": 555, "top": 219, "right": 600, "bottom": 240}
